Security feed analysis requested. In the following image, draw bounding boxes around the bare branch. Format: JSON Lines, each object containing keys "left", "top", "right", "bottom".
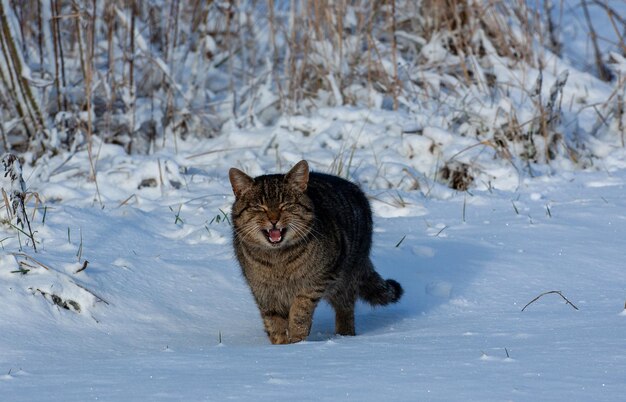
{"left": 521, "top": 290, "right": 579, "bottom": 312}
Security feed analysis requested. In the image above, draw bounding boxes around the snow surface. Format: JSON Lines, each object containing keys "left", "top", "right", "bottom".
{"left": 2, "top": 127, "right": 626, "bottom": 401}
{"left": 2, "top": 2, "right": 626, "bottom": 401}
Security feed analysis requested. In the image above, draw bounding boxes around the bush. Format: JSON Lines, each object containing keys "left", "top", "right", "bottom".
{"left": 0, "top": 0, "right": 623, "bottom": 181}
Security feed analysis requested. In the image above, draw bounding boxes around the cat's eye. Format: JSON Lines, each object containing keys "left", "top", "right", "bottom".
{"left": 279, "top": 202, "right": 297, "bottom": 211}
{"left": 252, "top": 204, "right": 268, "bottom": 212}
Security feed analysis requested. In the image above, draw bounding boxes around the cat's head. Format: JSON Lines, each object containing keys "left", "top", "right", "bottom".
{"left": 229, "top": 160, "right": 314, "bottom": 249}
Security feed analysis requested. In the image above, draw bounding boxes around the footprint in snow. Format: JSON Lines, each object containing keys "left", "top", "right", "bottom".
{"left": 411, "top": 245, "right": 435, "bottom": 258}
{"left": 425, "top": 281, "right": 453, "bottom": 298}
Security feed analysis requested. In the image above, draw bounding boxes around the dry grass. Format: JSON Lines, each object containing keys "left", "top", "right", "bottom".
{"left": 0, "top": 1, "right": 623, "bottom": 191}
{"left": 2, "top": 154, "right": 38, "bottom": 250}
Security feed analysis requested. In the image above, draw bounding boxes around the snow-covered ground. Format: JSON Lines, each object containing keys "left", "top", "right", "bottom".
{"left": 1, "top": 128, "right": 626, "bottom": 400}
{"left": 2, "top": 1, "right": 626, "bottom": 401}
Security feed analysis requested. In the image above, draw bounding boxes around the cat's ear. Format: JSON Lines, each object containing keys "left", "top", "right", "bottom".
{"left": 229, "top": 168, "right": 254, "bottom": 198}
{"left": 285, "top": 160, "right": 309, "bottom": 192}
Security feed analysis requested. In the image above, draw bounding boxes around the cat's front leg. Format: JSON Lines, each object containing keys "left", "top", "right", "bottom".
{"left": 288, "top": 293, "right": 321, "bottom": 343}
{"left": 261, "top": 312, "right": 289, "bottom": 344}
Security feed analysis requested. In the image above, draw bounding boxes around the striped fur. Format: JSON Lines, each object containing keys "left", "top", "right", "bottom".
{"left": 229, "top": 160, "right": 403, "bottom": 344}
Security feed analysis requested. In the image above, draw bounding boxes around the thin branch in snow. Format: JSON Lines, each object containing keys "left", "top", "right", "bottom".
{"left": 521, "top": 290, "right": 579, "bottom": 312}
{"left": 12, "top": 252, "right": 110, "bottom": 306}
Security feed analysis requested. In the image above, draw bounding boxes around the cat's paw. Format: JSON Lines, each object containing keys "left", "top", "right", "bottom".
{"left": 269, "top": 333, "right": 290, "bottom": 345}
{"left": 287, "top": 332, "right": 308, "bottom": 343}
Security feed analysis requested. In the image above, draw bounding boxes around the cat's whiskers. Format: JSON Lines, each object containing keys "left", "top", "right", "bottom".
{"left": 301, "top": 216, "right": 324, "bottom": 238}
{"left": 288, "top": 219, "right": 320, "bottom": 243}
{"left": 235, "top": 221, "right": 261, "bottom": 242}
{"left": 286, "top": 222, "right": 305, "bottom": 241}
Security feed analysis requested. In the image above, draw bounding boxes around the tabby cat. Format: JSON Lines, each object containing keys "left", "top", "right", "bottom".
{"left": 229, "top": 160, "right": 403, "bottom": 344}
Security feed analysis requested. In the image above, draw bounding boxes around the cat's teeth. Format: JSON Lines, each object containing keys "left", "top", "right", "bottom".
{"left": 268, "top": 228, "right": 282, "bottom": 243}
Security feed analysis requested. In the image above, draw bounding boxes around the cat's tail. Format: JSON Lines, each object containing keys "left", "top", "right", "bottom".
{"left": 359, "top": 261, "right": 403, "bottom": 306}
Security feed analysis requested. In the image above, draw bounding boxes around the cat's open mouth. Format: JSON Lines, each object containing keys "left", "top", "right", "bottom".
{"left": 262, "top": 228, "right": 286, "bottom": 244}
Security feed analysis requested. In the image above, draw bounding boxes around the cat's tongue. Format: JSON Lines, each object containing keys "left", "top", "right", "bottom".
{"left": 268, "top": 229, "right": 282, "bottom": 243}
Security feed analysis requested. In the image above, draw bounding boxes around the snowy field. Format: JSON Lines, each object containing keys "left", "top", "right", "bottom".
{"left": 1, "top": 125, "right": 626, "bottom": 401}
{"left": 2, "top": 1, "right": 626, "bottom": 401}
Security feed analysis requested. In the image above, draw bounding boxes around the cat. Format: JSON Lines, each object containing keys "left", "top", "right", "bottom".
{"left": 229, "top": 160, "right": 403, "bottom": 344}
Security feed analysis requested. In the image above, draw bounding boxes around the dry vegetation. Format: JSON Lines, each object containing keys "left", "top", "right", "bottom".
{"left": 0, "top": 0, "right": 624, "bottom": 189}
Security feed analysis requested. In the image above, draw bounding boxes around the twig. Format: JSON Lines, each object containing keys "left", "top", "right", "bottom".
{"left": 389, "top": 0, "right": 398, "bottom": 110}
{"left": 11, "top": 252, "right": 49, "bottom": 270}
{"left": 521, "top": 290, "right": 579, "bottom": 311}
{"left": 581, "top": 0, "right": 613, "bottom": 81}
{"left": 618, "top": 95, "right": 624, "bottom": 147}
{"left": 185, "top": 146, "right": 257, "bottom": 160}
{"left": 590, "top": 0, "right": 626, "bottom": 26}
{"left": 117, "top": 193, "right": 137, "bottom": 207}
{"left": 432, "top": 225, "right": 448, "bottom": 237}
{"left": 157, "top": 158, "right": 164, "bottom": 188}
{"left": 449, "top": 140, "right": 497, "bottom": 162}
{"left": 73, "top": 282, "right": 109, "bottom": 305}
{"left": 12, "top": 252, "right": 110, "bottom": 305}
{"left": 75, "top": 260, "right": 89, "bottom": 274}
{"left": 543, "top": 0, "right": 561, "bottom": 55}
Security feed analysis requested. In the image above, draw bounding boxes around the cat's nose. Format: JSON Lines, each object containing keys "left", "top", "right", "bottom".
{"left": 267, "top": 212, "right": 280, "bottom": 226}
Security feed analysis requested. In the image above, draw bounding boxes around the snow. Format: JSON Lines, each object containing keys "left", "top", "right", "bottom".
{"left": 2, "top": 123, "right": 626, "bottom": 400}
{"left": 2, "top": 1, "right": 626, "bottom": 401}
